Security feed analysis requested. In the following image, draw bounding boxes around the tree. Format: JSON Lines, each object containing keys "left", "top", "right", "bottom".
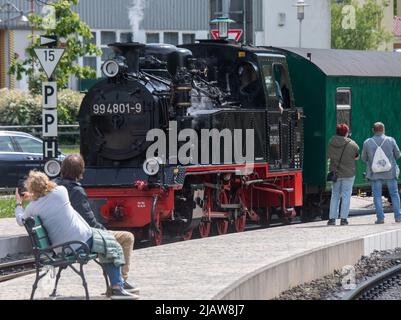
{"left": 332, "top": 0, "right": 394, "bottom": 50}
{"left": 9, "top": 0, "right": 101, "bottom": 93}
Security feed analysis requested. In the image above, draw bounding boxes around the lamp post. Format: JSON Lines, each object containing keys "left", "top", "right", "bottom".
{"left": 0, "top": 2, "right": 29, "bottom": 25}
{"left": 0, "top": 2, "right": 29, "bottom": 88}
{"left": 211, "top": 15, "right": 235, "bottom": 40}
{"left": 293, "top": 0, "right": 310, "bottom": 48}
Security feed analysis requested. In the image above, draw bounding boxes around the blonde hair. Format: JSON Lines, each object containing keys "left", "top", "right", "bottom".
{"left": 24, "top": 171, "right": 57, "bottom": 201}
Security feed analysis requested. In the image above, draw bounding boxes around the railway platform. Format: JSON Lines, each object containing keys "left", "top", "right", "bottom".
{"left": 1, "top": 212, "right": 401, "bottom": 300}
{"left": 0, "top": 219, "right": 32, "bottom": 259}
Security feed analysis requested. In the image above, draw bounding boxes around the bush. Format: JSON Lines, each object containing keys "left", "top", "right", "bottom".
{"left": 58, "top": 90, "right": 84, "bottom": 125}
{"left": 0, "top": 89, "right": 41, "bottom": 126}
{"left": 0, "top": 89, "right": 84, "bottom": 126}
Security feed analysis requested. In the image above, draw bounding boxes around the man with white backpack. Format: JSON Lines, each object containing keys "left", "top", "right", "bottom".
{"left": 362, "top": 123, "right": 401, "bottom": 224}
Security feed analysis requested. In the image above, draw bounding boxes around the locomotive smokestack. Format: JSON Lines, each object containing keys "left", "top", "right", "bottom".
{"left": 109, "top": 42, "right": 145, "bottom": 74}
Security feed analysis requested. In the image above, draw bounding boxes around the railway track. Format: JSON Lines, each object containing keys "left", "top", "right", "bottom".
{"left": 0, "top": 258, "right": 36, "bottom": 283}
{"left": 343, "top": 264, "right": 401, "bottom": 300}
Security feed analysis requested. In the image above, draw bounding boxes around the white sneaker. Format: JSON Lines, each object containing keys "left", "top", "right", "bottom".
{"left": 110, "top": 288, "right": 140, "bottom": 300}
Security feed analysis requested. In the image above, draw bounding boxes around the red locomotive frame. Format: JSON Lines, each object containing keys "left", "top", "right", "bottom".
{"left": 86, "top": 163, "right": 302, "bottom": 245}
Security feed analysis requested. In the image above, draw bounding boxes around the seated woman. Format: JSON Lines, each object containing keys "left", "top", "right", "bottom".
{"left": 15, "top": 171, "right": 138, "bottom": 300}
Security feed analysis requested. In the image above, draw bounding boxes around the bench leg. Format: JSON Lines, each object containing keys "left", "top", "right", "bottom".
{"left": 69, "top": 264, "right": 90, "bottom": 300}
{"left": 94, "top": 260, "right": 111, "bottom": 297}
{"left": 30, "top": 268, "right": 48, "bottom": 300}
{"left": 50, "top": 267, "right": 64, "bottom": 298}
{"left": 79, "top": 264, "right": 90, "bottom": 300}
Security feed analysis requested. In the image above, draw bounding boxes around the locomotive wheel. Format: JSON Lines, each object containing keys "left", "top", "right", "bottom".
{"left": 234, "top": 214, "right": 247, "bottom": 233}
{"left": 214, "top": 219, "right": 229, "bottom": 235}
{"left": 182, "top": 229, "right": 193, "bottom": 241}
{"left": 213, "top": 190, "right": 229, "bottom": 236}
{"left": 233, "top": 191, "right": 247, "bottom": 233}
{"left": 198, "top": 221, "right": 211, "bottom": 238}
{"left": 150, "top": 215, "right": 163, "bottom": 246}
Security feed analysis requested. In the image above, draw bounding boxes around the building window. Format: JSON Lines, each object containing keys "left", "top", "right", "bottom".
{"left": 183, "top": 33, "right": 195, "bottom": 44}
{"left": 83, "top": 57, "right": 97, "bottom": 70}
{"left": 100, "top": 31, "right": 116, "bottom": 63}
{"left": 101, "top": 31, "right": 116, "bottom": 45}
{"left": 120, "top": 32, "right": 133, "bottom": 43}
{"left": 82, "top": 32, "right": 98, "bottom": 73}
{"left": 164, "top": 32, "right": 179, "bottom": 45}
{"left": 146, "top": 33, "right": 160, "bottom": 43}
{"left": 83, "top": 32, "right": 97, "bottom": 46}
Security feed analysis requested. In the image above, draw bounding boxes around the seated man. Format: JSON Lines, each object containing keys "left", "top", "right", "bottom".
{"left": 55, "top": 154, "right": 139, "bottom": 294}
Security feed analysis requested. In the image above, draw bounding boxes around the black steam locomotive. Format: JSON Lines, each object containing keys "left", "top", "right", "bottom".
{"left": 79, "top": 41, "right": 304, "bottom": 245}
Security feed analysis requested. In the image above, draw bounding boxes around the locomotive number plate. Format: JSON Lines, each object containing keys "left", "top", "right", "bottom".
{"left": 91, "top": 103, "right": 144, "bottom": 116}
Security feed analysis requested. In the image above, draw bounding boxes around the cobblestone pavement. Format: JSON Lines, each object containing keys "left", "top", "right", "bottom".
{"left": 1, "top": 213, "right": 401, "bottom": 300}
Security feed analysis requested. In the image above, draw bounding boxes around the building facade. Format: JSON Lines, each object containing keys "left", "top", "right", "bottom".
{"left": 1, "top": 0, "right": 332, "bottom": 90}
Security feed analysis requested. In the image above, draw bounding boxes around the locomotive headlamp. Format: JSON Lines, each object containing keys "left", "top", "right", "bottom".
{"left": 211, "top": 16, "right": 235, "bottom": 40}
{"left": 102, "top": 60, "right": 120, "bottom": 78}
{"left": 44, "top": 160, "right": 61, "bottom": 178}
{"left": 143, "top": 158, "right": 162, "bottom": 176}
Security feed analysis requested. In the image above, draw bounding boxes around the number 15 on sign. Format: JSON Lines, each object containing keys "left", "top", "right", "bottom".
{"left": 34, "top": 48, "right": 65, "bottom": 79}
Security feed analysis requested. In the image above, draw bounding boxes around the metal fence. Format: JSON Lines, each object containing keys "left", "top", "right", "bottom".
{"left": 0, "top": 125, "right": 80, "bottom": 150}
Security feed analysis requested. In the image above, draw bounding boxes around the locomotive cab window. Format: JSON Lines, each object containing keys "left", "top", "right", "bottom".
{"left": 273, "top": 63, "right": 292, "bottom": 110}
{"left": 238, "top": 62, "right": 265, "bottom": 109}
{"left": 336, "top": 88, "right": 352, "bottom": 129}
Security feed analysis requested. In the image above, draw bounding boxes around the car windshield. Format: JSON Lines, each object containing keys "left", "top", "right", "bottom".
{"left": 14, "top": 136, "right": 43, "bottom": 154}
{"left": 0, "top": 136, "right": 14, "bottom": 152}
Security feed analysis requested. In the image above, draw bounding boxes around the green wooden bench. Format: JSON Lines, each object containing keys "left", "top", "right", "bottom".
{"left": 24, "top": 216, "right": 110, "bottom": 300}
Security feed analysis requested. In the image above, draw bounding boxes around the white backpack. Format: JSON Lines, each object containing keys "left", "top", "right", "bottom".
{"left": 371, "top": 139, "right": 392, "bottom": 173}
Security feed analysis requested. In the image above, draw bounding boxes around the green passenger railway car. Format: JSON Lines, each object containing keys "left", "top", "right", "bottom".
{"left": 277, "top": 48, "right": 401, "bottom": 219}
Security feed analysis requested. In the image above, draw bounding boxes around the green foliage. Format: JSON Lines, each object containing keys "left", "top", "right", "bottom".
{"left": 8, "top": 0, "right": 101, "bottom": 92}
{"left": 332, "top": 0, "right": 394, "bottom": 50}
{"left": 0, "top": 89, "right": 83, "bottom": 126}
{"left": 0, "top": 89, "right": 42, "bottom": 126}
{"left": 0, "top": 196, "right": 14, "bottom": 219}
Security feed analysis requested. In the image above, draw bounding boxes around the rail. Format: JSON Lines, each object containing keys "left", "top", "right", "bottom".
{"left": 0, "top": 258, "right": 36, "bottom": 283}
{"left": 342, "top": 264, "right": 401, "bottom": 300}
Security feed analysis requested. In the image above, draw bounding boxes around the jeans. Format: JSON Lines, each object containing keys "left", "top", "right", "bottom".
{"left": 83, "top": 238, "right": 124, "bottom": 288}
{"left": 329, "top": 177, "right": 355, "bottom": 220}
{"left": 372, "top": 179, "right": 401, "bottom": 221}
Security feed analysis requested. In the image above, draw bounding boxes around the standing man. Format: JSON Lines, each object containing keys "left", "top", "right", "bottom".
{"left": 362, "top": 123, "right": 401, "bottom": 224}
{"left": 55, "top": 154, "right": 140, "bottom": 294}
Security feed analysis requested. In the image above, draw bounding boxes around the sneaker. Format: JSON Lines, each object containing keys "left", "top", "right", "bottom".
{"left": 340, "top": 219, "right": 349, "bottom": 226}
{"left": 327, "top": 219, "right": 336, "bottom": 226}
{"left": 375, "top": 220, "right": 385, "bottom": 225}
{"left": 110, "top": 288, "right": 140, "bottom": 300}
{"left": 395, "top": 218, "right": 401, "bottom": 223}
{"left": 123, "top": 281, "right": 140, "bottom": 294}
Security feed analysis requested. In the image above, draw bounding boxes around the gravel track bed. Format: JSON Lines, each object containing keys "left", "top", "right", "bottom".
{"left": 276, "top": 249, "right": 401, "bottom": 300}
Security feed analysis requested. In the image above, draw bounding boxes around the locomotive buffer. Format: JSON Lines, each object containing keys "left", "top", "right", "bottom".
{"left": 34, "top": 36, "right": 65, "bottom": 176}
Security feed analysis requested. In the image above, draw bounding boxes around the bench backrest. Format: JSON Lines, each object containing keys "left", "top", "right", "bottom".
{"left": 24, "top": 217, "right": 51, "bottom": 250}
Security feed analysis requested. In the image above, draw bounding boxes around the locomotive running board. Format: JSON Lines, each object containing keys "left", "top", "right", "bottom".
{"left": 220, "top": 204, "right": 242, "bottom": 210}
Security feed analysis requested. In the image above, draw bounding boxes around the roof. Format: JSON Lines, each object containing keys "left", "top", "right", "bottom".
{"left": 277, "top": 47, "right": 401, "bottom": 78}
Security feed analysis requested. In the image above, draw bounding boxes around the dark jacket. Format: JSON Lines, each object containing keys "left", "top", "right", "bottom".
{"left": 55, "top": 178, "right": 106, "bottom": 230}
{"left": 327, "top": 136, "right": 360, "bottom": 178}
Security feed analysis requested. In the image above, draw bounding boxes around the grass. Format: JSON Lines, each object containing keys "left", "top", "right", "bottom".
{"left": 60, "top": 147, "right": 80, "bottom": 155}
{"left": 0, "top": 195, "right": 15, "bottom": 219}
